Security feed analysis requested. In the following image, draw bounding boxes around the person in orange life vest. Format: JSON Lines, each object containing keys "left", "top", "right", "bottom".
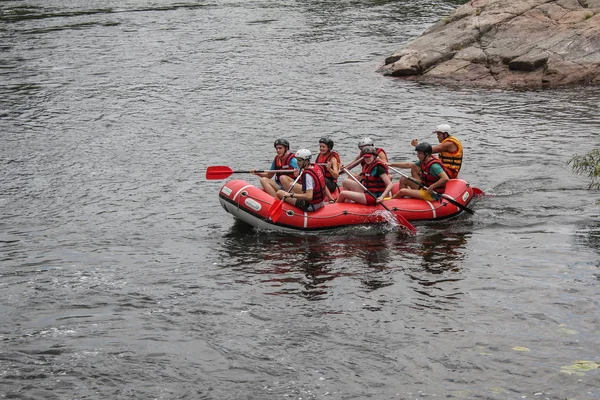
{"left": 315, "top": 137, "right": 340, "bottom": 203}
{"left": 336, "top": 146, "right": 393, "bottom": 206}
{"left": 276, "top": 149, "right": 326, "bottom": 212}
{"left": 250, "top": 138, "right": 299, "bottom": 197}
{"left": 342, "top": 137, "right": 389, "bottom": 172}
{"left": 391, "top": 142, "right": 450, "bottom": 201}
{"left": 411, "top": 123, "right": 463, "bottom": 179}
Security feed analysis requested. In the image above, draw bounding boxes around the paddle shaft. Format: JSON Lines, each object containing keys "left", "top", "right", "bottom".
{"left": 205, "top": 165, "right": 295, "bottom": 180}
{"left": 234, "top": 169, "right": 292, "bottom": 174}
{"left": 339, "top": 156, "right": 364, "bottom": 174}
{"left": 388, "top": 166, "right": 474, "bottom": 215}
{"left": 268, "top": 170, "right": 304, "bottom": 222}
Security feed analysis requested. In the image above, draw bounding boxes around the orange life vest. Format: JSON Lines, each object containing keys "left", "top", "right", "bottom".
{"left": 439, "top": 136, "right": 462, "bottom": 179}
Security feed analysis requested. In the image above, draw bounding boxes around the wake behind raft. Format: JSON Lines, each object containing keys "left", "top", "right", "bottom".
{"left": 217, "top": 179, "right": 475, "bottom": 233}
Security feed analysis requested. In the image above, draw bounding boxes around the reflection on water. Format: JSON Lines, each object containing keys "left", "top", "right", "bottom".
{"left": 415, "top": 231, "right": 468, "bottom": 273}
{"left": 219, "top": 221, "right": 472, "bottom": 304}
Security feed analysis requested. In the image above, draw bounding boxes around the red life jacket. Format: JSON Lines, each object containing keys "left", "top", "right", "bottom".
{"left": 315, "top": 151, "right": 341, "bottom": 183}
{"left": 420, "top": 156, "right": 450, "bottom": 191}
{"left": 274, "top": 152, "right": 295, "bottom": 182}
{"left": 302, "top": 165, "right": 326, "bottom": 205}
{"left": 361, "top": 159, "right": 388, "bottom": 194}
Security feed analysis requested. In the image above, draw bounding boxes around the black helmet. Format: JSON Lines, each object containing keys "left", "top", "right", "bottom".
{"left": 319, "top": 137, "right": 334, "bottom": 150}
{"left": 361, "top": 146, "right": 377, "bottom": 156}
{"left": 415, "top": 142, "right": 433, "bottom": 154}
{"left": 274, "top": 138, "right": 290, "bottom": 150}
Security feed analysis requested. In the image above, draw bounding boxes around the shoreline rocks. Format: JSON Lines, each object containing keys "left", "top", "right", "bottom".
{"left": 378, "top": 0, "right": 600, "bottom": 89}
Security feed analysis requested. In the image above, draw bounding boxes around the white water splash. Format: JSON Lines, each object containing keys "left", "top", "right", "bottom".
{"left": 372, "top": 209, "right": 399, "bottom": 227}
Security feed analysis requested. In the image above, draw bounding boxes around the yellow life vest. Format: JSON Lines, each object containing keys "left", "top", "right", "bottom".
{"left": 439, "top": 136, "right": 463, "bottom": 178}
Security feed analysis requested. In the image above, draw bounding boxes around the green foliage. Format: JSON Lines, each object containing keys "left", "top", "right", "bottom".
{"left": 568, "top": 149, "right": 600, "bottom": 189}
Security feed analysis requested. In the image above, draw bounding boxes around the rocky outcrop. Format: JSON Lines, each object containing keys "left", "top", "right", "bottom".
{"left": 378, "top": 0, "right": 600, "bottom": 89}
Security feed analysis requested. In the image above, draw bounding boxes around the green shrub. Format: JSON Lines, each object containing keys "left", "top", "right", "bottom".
{"left": 568, "top": 149, "right": 600, "bottom": 190}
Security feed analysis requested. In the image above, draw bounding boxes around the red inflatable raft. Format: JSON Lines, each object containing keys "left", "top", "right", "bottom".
{"left": 218, "top": 179, "right": 474, "bottom": 233}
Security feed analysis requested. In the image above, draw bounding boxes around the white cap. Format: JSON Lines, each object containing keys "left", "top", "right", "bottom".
{"left": 434, "top": 124, "right": 451, "bottom": 135}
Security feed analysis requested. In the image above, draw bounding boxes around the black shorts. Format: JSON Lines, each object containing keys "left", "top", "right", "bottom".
{"left": 325, "top": 178, "right": 338, "bottom": 193}
{"left": 295, "top": 199, "right": 310, "bottom": 211}
{"left": 295, "top": 199, "right": 323, "bottom": 212}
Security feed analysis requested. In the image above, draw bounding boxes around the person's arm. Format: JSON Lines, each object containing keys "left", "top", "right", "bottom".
{"left": 251, "top": 160, "right": 276, "bottom": 178}
{"left": 432, "top": 141, "right": 457, "bottom": 154}
{"left": 327, "top": 157, "right": 339, "bottom": 179}
{"left": 388, "top": 161, "right": 413, "bottom": 169}
{"left": 377, "top": 172, "right": 394, "bottom": 202}
{"left": 428, "top": 164, "right": 449, "bottom": 192}
{"left": 411, "top": 139, "right": 457, "bottom": 154}
{"left": 340, "top": 156, "right": 364, "bottom": 174}
{"left": 294, "top": 174, "right": 314, "bottom": 201}
{"left": 378, "top": 151, "right": 388, "bottom": 164}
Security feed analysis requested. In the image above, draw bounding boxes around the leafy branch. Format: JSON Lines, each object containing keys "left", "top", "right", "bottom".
{"left": 568, "top": 149, "right": 600, "bottom": 190}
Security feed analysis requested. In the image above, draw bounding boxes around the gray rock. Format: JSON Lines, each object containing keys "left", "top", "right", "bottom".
{"left": 378, "top": 0, "right": 600, "bottom": 89}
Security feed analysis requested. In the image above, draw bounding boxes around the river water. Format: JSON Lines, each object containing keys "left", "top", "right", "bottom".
{"left": 1, "top": 1, "right": 599, "bottom": 399}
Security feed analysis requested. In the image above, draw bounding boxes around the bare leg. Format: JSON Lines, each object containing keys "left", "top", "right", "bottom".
{"left": 336, "top": 180, "right": 367, "bottom": 203}
{"left": 341, "top": 179, "right": 363, "bottom": 192}
{"left": 278, "top": 175, "right": 295, "bottom": 191}
{"left": 392, "top": 177, "right": 420, "bottom": 198}
{"left": 396, "top": 188, "right": 421, "bottom": 200}
{"left": 336, "top": 190, "right": 368, "bottom": 204}
{"left": 260, "top": 177, "right": 280, "bottom": 197}
{"left": 324, "top": 186, "right": 334, "bottom": 202}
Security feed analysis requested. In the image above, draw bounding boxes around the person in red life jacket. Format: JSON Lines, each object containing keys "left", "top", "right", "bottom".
{"left": 411, "top": 123, "right": 463, "bottom": 179}
{"left": 391, "top": 142, "right": 450, "bottom": 201}
{"left": 336, "top": 146, "right": 393, "bottom": 205}
{"left": 250, "top": 138, "right": 299, "bottom": 197}
{"left": 315, "top": 137, "right": 340, "bottom": 203}
{"left": 355, "top": 137, "right": 388, "bottom": 165}
{"left": 341, "top": 137, "right": 389, "bottom": 173}
{"left": 276, "top": 149, "right": 326, "bottom": 212}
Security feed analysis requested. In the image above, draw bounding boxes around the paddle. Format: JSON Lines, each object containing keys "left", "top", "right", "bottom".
{"left": 206, "top": 165, "right": 294, "bottom": 180}
{"left": 338, "top": 156, "right": 364, "bottom": 174}
{"left": 472, "top": 187, "right": 485, "bottom": 197}
{"left": 268, "top": 172, "right": 304, "bottom": 223}
{"left": 341, "top": 167, "right": 416, "bottom": 234}
{"left": 388, "top": 166, "right": 474, "bottom": 215}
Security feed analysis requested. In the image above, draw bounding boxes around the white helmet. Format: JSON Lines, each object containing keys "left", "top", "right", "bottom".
{"left": 295, "top": 149, "right": 312, "bottom": 161}
{"left": 435, "top": 124, "right": 452, "bottom": 135}
{"left": 357, "top": 137, "right": 373, "bottom": 148}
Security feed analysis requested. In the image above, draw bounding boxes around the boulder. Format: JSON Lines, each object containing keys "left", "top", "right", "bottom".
{"left": 378, "top": 0, "right": 600, "bottom": 89}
